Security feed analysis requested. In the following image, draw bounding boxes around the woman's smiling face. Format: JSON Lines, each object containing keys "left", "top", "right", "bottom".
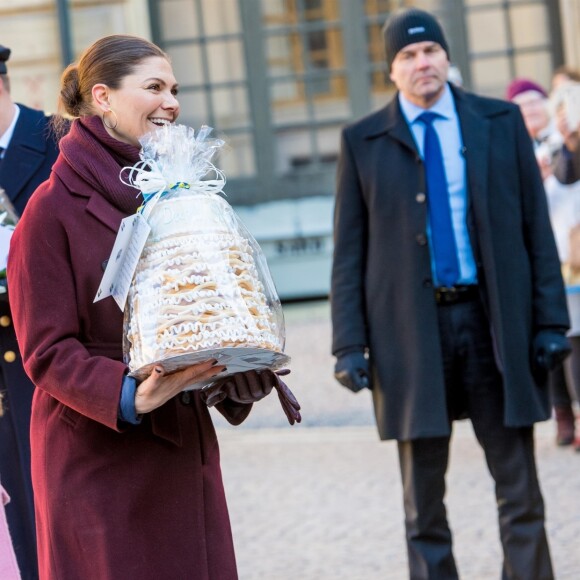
{"left": 95, "top": 56, "right": 180, "bottom": 146}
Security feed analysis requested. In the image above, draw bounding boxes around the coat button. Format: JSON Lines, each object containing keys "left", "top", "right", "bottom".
{"left": 415, "top": 193, "right": 426, "bottom": 203}
{"left": 416, "top": 233, "right": 427, "bottom": 246}
{"left": 423, "top": 278, "right": 433, "bottom": 288}
{"left": 180, "top": 391, "right": 191, "bottom": 405}
{"left": 0, "top": 316, "right": 10, "bottom": 327}
{"left": 3, "top": 351, "right": 16, "bottom": 363}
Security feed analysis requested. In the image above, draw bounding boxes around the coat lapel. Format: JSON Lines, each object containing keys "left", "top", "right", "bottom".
{"left": 366, "top": 97, "right": 420, "bottom": 158}
{"left": 450, "top": 86, "right": 495, "bottom": 270}
{"left": 85, "top": 192, "right": 127, "bottom": 233}
{"left": 453, "top": 87, "right": 490, "bottom": 216}
{"left": 53, "top": 157, "right": 126, "bottom": 233}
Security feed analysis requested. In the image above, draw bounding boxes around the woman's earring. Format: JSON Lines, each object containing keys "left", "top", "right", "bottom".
{"left": 102, "top": 109, "right": 118, "bottom": 130}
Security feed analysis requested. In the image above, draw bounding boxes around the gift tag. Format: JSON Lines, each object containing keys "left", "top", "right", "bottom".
{"left": 94, "top": 213, "right": 151, "bottom": 310}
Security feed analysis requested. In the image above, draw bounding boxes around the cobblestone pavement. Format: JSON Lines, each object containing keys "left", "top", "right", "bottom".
{"left": 211, "top": 300, "right": 580, "bottom": 580}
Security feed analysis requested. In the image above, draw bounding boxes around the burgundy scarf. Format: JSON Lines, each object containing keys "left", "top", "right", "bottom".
{"left": 58, "top": 116, "right": 142, "bottom": 214}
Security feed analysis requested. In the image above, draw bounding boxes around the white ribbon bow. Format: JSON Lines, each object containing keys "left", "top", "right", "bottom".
{"left": 119, "top": 159, "right": 227, "bottom": 218}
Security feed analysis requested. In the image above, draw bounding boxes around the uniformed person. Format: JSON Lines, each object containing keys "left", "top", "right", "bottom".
{"left": 0, "top": 44, "right": 59, "bottom": 580}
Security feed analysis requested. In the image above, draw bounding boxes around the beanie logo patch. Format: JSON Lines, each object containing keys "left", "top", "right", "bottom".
{"left": 408, "top": 26, "right": 426, "bottom": 35}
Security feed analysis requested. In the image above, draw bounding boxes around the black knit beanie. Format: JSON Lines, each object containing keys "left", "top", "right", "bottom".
{"left": 383, "top": 8, "right": 449, "bottom": 69}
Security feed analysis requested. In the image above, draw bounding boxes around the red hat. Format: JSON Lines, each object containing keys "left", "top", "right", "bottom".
{"left": 506, "top": 78, "right": 548, "bottom": 101}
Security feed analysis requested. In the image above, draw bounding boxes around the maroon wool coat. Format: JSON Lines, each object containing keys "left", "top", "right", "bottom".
{"left": 8, "top": 153, "right": 251, "bottom": 579}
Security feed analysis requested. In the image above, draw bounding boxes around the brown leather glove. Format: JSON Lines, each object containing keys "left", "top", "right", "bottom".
{"left": 202, "top": 368, "right": 301, "bottom": 425}
{"left": 272, "top": 369, "right": 302, "bottom": 425}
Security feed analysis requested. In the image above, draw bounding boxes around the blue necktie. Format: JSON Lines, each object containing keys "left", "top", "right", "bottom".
{"left": 418, "top": 112, "right": 460, "bottom": 287}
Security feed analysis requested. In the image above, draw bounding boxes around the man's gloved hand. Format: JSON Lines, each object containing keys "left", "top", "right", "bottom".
{"left": 533, "top": 330, "right": 571, "bottom": 372}
{"left": 334, "top": 351, "right": 371, "bottom": 393}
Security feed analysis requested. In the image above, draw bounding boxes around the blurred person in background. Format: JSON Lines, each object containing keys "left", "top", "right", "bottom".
{"left": 446, "top": 64, "right": 463, "bottom": 87}
{"left": 551, "top": 70, "right": 580, "bottom": 185}
{"left": 547, "top": 68, "right": 580, "bottom": 452}
{"left": 332, "top": 8, "right": 569, "bottom": 579}
{"left": 551, "top": 65, "right": 580, "bottom": 93}
{"left": 506, "top": 77, "right": 578, "bottom": 449}
{"left": 505, "top": 78, "right": 562, "bottom": 170}
{"left": 0, "top": 44, "right": 59, "bottom": 580}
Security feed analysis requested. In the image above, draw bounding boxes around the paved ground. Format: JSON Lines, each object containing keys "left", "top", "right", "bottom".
{"left": 211, "top": 300, "right": 580, "bottom": 580}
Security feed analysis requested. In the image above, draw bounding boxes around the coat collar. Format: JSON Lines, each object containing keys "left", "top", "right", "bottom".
{"left": 0, "top": 105, "right": 51, "bottom": 204}
{"left": 53, "top": 156, "right": 128, "bottom": 234}
{"left": 363, "top": 83, "right": 511, "bottom": 147}
{"left": 363, "top": 84, "right": 513, "bottom": 204}
{"left": 365, "top": 96, "right": 418, "bottom": 157}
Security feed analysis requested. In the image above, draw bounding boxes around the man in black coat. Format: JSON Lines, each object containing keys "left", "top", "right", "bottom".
{"left": 0, "top": 44, "right": 59, "bottom": 580}
{"left": 331, "top": 9, "right": 570, "bottom": 579}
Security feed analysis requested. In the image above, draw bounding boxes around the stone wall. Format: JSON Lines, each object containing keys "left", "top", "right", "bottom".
{"left": 0, "top": 0, "right": 151, "bottom": 112}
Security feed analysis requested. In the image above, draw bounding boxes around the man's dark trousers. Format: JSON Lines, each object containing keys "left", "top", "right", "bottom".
{"left": 397, "top": 294, "right": 553, "bottom": 580}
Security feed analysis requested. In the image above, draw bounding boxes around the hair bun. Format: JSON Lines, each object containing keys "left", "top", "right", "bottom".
{"left": 59, "top": 64, "right": 84, "bottom": 117}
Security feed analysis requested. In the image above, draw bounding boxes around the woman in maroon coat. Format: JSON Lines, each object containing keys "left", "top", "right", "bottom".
{"left": 7, "top": 35, "right": 282, "bottom": 579}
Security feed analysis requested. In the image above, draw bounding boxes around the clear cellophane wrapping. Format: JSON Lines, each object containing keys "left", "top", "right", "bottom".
{"left": 122, "top": 125, "right": 287, "bottom": 382}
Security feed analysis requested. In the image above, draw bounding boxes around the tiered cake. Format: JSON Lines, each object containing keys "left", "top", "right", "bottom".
{"left": 125, "top": 193, "right": 283, "bottom": 373}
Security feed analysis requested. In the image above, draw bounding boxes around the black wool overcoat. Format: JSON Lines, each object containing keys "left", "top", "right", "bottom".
{"left": 331, "top": 85, "right": 569, "bottom": 441}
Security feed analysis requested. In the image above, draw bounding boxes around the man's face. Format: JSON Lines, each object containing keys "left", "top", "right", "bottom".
{"left": 389, "top": 41, "right": 449, "bottom": 108}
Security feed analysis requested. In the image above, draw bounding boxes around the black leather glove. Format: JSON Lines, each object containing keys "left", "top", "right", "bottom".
{"left": 533, "top": 330, "right": 571, "bottom": 372}
{"left": 334, "top": 351, "right": 371, "bottom": 393}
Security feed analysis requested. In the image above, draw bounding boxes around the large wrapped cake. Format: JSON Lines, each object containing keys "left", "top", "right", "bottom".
{"left": 122, "top": 125, "right": 288, "bottom": 382}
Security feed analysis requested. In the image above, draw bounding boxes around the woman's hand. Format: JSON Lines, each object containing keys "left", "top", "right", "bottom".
{"left": 134, "top": 360, "right": 225, "bottom": 415}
